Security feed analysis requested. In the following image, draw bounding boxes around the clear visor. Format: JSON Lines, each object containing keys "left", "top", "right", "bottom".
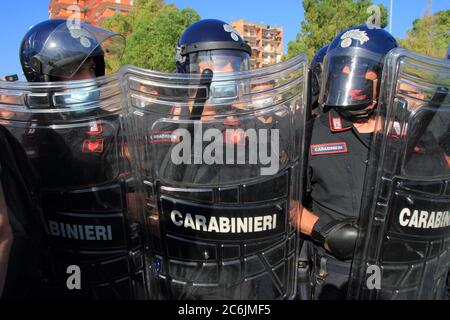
{"left": 37, "top": 22, "right": 125, "bottom": 79}
{"left": 319, "top": 49, "right": 383, "bottom": 107}
{"left": 188, "top": 50, "right": 249, "bottom": 74}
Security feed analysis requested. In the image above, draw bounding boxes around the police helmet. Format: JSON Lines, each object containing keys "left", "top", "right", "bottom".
{"left": 20, "top": 19, "right": 125, "bottom": 82}
{"left": 319, "top": 25, "right": 398, "bottom": 120}
{"left": 175, "top": 19, "right": 252, "bottom": 74}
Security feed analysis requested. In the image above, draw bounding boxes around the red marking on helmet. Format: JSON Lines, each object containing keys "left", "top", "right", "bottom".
{"left": 82, "top": 139, "right": 105, "bottom": 153}
{"left": 349, "top": 89, "right": 367, "bottom": 102}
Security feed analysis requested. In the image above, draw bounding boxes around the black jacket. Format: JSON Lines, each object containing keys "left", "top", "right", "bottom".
{"left": 305, "top": 109, "right": 371, "bottom": 221}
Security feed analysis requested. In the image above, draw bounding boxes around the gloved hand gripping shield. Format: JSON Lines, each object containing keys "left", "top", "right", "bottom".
{"left": 0, "top": 75, "right": 147, "bottom": 299}
{"left": 121, "top": 54, "right": 308, "bottom": 300}
{"left": 348, "top": 48, "right": 450, "bottom": 300}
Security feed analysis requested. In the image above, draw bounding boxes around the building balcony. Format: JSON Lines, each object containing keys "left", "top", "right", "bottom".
{"left": 262, "top": 37, "right": 282, "bottom": 43}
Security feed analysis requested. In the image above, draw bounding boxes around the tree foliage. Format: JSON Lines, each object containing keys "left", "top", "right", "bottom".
{"left": 399, "top": 9, "right": 449, "bottom": 59}
{"left": 101, "top": 0, "right": 200, "bottom": 73}
{"left": 286, "top": 0, "right": 388, "bottom": 61}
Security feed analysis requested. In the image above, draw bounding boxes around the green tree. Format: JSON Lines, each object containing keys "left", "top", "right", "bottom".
{"left": 101, "top": 0, "right": 200, "bottom": 73}
{"left": 399, "top": 9, "right": 449, "bottom": 59}
{"left": 286, "top": 0, "right": 388, "bottom": 61}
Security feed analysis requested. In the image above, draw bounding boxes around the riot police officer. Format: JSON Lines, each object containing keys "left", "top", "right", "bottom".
{"left": 175, "top": 19, "right": 251, "bottom": 74}
{"left": 12, "top": 19, "right": 146, "bottom": 299}
{"left": 155, "top": 18, "right": 253, "bottom": 184}
{"left": 300, "top": 25, "right": 399, "bottom": 299}
{"left": 141, "top": 19, "right": 299, "bottom": 300}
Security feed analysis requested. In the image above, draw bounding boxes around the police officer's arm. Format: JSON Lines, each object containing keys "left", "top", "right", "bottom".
{"left": 301, "top": 206, "right": 358, "bottom": 260}
{"left": 0, "top": 182, "right": 13, "bottom": 297}
{"left": 299, "top": 207, "right": 319, "bottom": 236}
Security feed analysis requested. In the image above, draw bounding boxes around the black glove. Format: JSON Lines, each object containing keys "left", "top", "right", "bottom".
{"left": 310, "top": 216, "right": 359, "bottom": 260}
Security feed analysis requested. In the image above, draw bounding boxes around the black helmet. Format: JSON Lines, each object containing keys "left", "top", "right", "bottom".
{"left": 310, "top": 45, "right": 329, "bottom": 108}
{"left": 175, "top": 19, "right": 252, "bottom": 73}
{"left": 319, "top": 25, "right": 399, "bottom": 121}
{"left": 20, "top": 19, "right": 125, "bottom": 82}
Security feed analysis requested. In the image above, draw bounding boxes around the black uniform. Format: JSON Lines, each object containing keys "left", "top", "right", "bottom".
{"left": 305, "top": 109, "right": 370, "bottom": 299}
{"left": 305, "top": 106, "right": 448, "bottom": 299}
{"left": 144, "top": 110, "right": 297, "bottom": 300}
{"left": 13, "top": 114, "right": 145, "bottom": 300}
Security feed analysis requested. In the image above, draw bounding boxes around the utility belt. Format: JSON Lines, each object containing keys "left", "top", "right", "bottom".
{"left": 311, "top": 244, "right": 352, "bottom": 300}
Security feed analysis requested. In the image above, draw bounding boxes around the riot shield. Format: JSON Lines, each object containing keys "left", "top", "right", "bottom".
{"left": 349, "top": 48, "right": 450, "bottom": 300}
{"left": 121, "top": 54, "right": 308, "bottom": 300}
{"left": 0, "top": 76, "right": 147, "bottom": 299}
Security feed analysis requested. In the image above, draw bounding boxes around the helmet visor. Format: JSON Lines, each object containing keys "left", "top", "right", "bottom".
{"left": 319, "top": 48, "right": 383, "bottom": 108}
{"left": 36, "top": 22, "right": 125, "bottom": 79}
{"left": 188, "top": 50, "right": 249, "bottom": 73}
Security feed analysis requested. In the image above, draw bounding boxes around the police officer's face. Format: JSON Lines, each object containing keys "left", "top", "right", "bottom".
{"left": 67, "top": 58, "right": 97, "bottom": 81}
{"left": 342, "top": 65, "right": 379, "bottom": 110}
{"left": 398, "top": 83, "right": 425, "bottom": 110}
{"left": 0, "top": 95, "right": 14, "bottom": 120}
{"left": 198, "top": 60, "right": 235, "bottom": 73}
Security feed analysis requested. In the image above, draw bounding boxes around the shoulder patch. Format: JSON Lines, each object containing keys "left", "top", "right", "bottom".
{"left": 311, "top": 142, "right": 348, "bottom": 156}
{"left": 86, "top": 120, "right": 103, "bottom": 136}
{"left": 149, "top": 131, "right": 181, "bottom": 144}
{"left": 328, "top": 112, "right": 352, "bottom": 132}
{"left": 82, "top": 139, "right": 105, "bottom": 153}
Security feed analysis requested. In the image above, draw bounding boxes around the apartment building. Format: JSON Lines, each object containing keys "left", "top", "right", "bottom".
{"left": 231, "top": 19, "right": 283, "bottom": 69}
{"left": 49, "top": 0, "right": 134, "bottom": 25}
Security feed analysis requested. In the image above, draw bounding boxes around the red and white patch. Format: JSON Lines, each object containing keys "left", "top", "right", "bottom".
{"left": 328, "top": 113, "right": 351, "bottom": 132}
{"left": 149, "top": 131, "right": 181, "bottom": 144}
{"left": 311, "top": 142, "right": 348, "bottom": 156}
{"left": 82, "top": 139, "right": 105, "bottom": 153}
{"left": 332, "top": 117, "right": 343, "bottom": 130}
{"left": 86, "top": 121, "right": 103, "bottom": 135}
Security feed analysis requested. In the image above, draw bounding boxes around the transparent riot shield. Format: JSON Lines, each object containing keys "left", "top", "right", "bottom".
{"left": 121, "top": 54, "right": 308, "bottom": 300}
{"left": 349, "top": 48, "right": 450, "bottom": 300}
{"left": 0, "top": 76, "right": 147, "bottom": 299}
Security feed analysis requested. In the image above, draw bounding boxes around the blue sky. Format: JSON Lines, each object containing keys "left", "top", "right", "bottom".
{"left": 1, "top": 0, "right": 448, "bottom": 79}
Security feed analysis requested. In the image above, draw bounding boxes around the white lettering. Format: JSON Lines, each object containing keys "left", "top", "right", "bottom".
{"left": 47, "top": 221, "right": 114, "bottom": 241}
{"left": 399, "top": 208, "right": 411, "bottom": 227}
{"left": 171, "top": 210, "right": 183, "bottom": 227}
{"left": 408, "top": 210, "right": 419, "bottom": 228}
{"left": 184, "top": 213, "right": 196, "bottom": 230}
{"left": 399, "top": 208, "right": 450, "bottom": 230}
{"left": 171, "top": 212, "right": 279, "bottom": 234}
